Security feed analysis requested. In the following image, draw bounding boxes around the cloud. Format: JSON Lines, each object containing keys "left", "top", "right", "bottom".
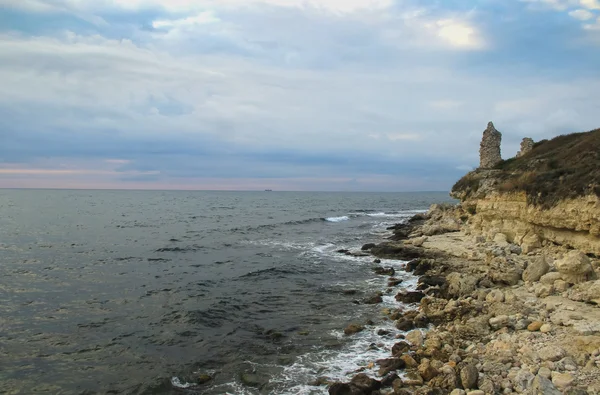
{"left": 0, "top": 0, "right": 599, "bottom": 191}
{"left": 569, "top": 8, "right": 595, "bottom": 19}
{"left": 580, "top": 0, "right": 600, "bottom": 10}
{"left": 152, "top": 11, "right": 220, "bottom": 29}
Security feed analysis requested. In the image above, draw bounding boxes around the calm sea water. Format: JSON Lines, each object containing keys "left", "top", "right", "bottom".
{"left": 0, "top": 190, "right": 454, "bottom": 394}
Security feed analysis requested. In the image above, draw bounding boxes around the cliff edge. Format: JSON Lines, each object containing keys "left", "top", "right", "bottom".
{"left": 451, "top": 126, "right": 600, "bottom": 255}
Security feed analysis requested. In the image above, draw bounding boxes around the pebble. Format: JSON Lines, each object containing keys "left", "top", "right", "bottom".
{"left": 540, "top": 324, "right": 552, "bottom": 333}
{"left": 528, "top": 321, "right": 543, "bottom": 331}
{"left": 538, "top": 367, "right": 552, "bottom": 379}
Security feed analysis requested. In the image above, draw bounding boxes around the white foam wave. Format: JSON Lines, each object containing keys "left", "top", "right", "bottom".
{"left": 324, "top": 216, "right": 349, "bottom": 223}
{"left": 171, "top": 377, "right": 197, "bottom": 389}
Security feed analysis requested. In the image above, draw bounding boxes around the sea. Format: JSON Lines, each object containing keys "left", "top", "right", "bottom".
{"left": 0, "top": 189, "right": 455, "bottom": 394}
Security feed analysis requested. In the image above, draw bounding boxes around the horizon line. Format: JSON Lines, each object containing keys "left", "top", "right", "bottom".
{"left": 0, "top": 187, "right": 452, "bottom": 194}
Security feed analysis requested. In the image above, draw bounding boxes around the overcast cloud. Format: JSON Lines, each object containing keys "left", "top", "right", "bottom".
{"left": 1, "top": 0, "right": 599, "bottom": 190}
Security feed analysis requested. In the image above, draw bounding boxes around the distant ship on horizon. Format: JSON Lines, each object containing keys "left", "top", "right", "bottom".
{"left": 264, "top": 189, "right": 273, "bottom": 192}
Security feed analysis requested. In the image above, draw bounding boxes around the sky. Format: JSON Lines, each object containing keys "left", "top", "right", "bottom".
{"left": 0, "top": 0, "right": 599, "bottom": 191}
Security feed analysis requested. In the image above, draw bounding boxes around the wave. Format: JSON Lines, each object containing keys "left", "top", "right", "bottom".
{"left": 323, "top": 216, "right": 349, "bottom": 223}
{"left": 238, "top": 267, "right": 298, "bottom": 279}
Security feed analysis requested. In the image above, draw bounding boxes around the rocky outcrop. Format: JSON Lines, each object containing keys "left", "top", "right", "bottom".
{"left": 467, "top": 192, "right": 600, "bottom": 255}
{"left": 516, "top": 137, "right": 534, "bottom": 157}
{"left": 452, "top": 126, "right": 600, "bottom": 255}
{"left": 479, "top": 122, "right": 502, "bottom": 169}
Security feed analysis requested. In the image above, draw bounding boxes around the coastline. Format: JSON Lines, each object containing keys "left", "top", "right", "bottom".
{"left": 325, "top": 203, "right": 600, "bottom": 395}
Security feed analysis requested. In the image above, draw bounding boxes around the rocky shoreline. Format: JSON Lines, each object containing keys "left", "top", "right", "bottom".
{"left": 324, "top": 203, "right": 600, "bottom": 395}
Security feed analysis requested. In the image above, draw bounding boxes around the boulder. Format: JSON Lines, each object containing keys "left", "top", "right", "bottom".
{"left": 350, "top": 373, "right": 381, "bottom": 393}
{"left": 328, "top": 382, "right": 358, "bottom": 395}
{"left": 522, "top": 256, "right": 550, "bottom": 282}
{"left": 460, "top": 364, "right": 478, "bottom": 389}
{"left": 380, "top": 372, "right": 399, "bottom": 387}
{"left": 521, "top": 233, "right": 542, "bottom": 254}
{"left": 418, "top": 275, "right": 446, "bottom": 288}
{"left": 446, "top": 273, "right": 478, "bottom": 297}
{"left": 399, "top": 353, "right": 418, "bottom": 368}
{"left": 372, "top": 266, "right": 395, "bottom": 276}
{"left": 418, "top": 359, "right": 439, "bottom": 382}
{"left": 344, "top": 324, "right": 365, "bottom": 336}
{"left": 395, "top": 318, "right": 415, "bottom": 331}
{"left": 485, "top": 289, "right": 505, "bottom": 303}
{"left": 570, "top": 279, "right": 600, "bottom": 304}
{"left": 376, "top": 358, "right": 406, "bottom": 376}
{"left": 493, "top": 233, "right": 509, "bottom": 247}
{"left": 512, "top": 369, "right": 535, "bottom": 393}
{"left": 411, "top": 236, "right": 428, "bottom": 247}
{"left": 395, "top": 291, "right": 426, "bottom": 304}
{"left": 489, "top": 315, "right": 509, "bottom": 330}
{"left": 540, "top": 272, "right": 562, "bottom": 285}
{"left": 370, "top": 244, "right": 424, "bottom": 260}
{"left": 402, "top": 371, "right": 424, "bottom": 386}
{"left": 551, "top": 372, "right": 575, "bottom": 390}
{"left": 388, "top": 278, "right": 403, "bottom": 287}
{"left": 363, "top": 294, "right": 383, "bottom": 305}
{"left": 361, "top": 243, "right": 377, "bottom": 251}
{"left": 538, "top": 346, "right": 566, "bottom": 362}
{"left": 405, "top": 330, "right": 424, "bottom": 347}
{"left": 555, "top": 251, "right": 596, "bottom": 284}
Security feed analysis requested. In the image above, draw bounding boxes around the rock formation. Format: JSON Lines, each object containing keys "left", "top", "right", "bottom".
{"left": 479, "top": 122, "right": 502, "bottom": 169}
{"left": 517, "top": 137, "right": 534, "bottom": 157}
{"left": 453, "top": 126, "right": 600, "bottom": 255}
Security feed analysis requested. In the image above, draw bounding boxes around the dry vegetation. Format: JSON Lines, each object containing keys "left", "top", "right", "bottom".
{"left": 452, "top": 128, "right": 600, "bottom": 209}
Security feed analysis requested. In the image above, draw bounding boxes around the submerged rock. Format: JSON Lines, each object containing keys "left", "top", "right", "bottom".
{"left": 344, "top": 324, "right": 365, "bottom": 336}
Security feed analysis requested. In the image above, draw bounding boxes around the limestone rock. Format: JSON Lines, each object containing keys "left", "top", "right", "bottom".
{"left": 556, "top": 251, "right": 596, "bottom": 284}
{"left": 540, "top": 323, "right": 552, "bottom": 333}
{"left": 538, "top": 346, "right": 566, "bottom": 362}
{"left": 447, "top": 272, "right": 478, "bottom": 297}
{"left": 402, "top": 371, "right": 424, "bottom": 386}
{"left": 551, "top": 371, "right": 575, "bottom": 389}
{"left": 406, "top": 330, "right": 424, "bottom": 347}
{"left": 540, "top": 272, "right": 563, "bottom": 285}
{"left": 412, "top": 236, "right": 428, "bottom": 247}
{"left": 489, "top": 315, "right": 509, "bottom": 330}
{"left": 417, "top": 359, "right": 439, "bottom": 382}
{"left": 532, "top": 374, "right": 561, "bottom": 395}
{"left": 485, "top": 289, "right": 505, "bottom": 303}
{"left": 521, "top": 233, "right": 542, "bottom": 254}
{"left": 522, "top": 256, "right": 550, "bottom": 282}
{"left": 479, "top": 121, "right": 502, "bottom": 169}
{"left": 493, "top": 232, "right": 509, "bottom": 247}
{"left": 512, "top": 369, "right": 535, "bottom": 393}
{"left": 569, "top": 279, "right": 600, "bottom": 304}
{"left": 460, "top": 364, "right": 479, "bottom": 389}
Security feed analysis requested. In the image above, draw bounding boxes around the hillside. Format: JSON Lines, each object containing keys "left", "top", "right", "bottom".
{"left": 452, "top": 128, "right": 600, "bottom": 209}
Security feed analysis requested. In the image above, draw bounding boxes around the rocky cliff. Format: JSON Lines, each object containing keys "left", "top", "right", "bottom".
{"left": 451, "top": 127, "right": 600, "bottom": 255}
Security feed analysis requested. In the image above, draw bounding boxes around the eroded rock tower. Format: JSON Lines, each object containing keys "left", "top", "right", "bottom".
{"left": 479, "top": 121, "right": 502, "bottom": 168}
{"left": 516, "top": 137, "right": 534, "bottom": 158}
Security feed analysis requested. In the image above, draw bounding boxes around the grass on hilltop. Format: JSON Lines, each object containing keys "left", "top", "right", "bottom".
{"left": 452, "top": 127, "right": 600, "bottom": 209}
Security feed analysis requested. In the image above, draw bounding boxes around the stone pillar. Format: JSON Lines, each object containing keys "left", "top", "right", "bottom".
{"left": 516, "top": 137, "right": 534, "bottom": 157}
{"left": 479, "top": 121, "right": 502, "bottom": 168}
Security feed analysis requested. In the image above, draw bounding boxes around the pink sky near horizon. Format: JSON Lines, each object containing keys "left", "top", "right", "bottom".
{"left": 0, "top": 166, "right": 442, "bottom": 192}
